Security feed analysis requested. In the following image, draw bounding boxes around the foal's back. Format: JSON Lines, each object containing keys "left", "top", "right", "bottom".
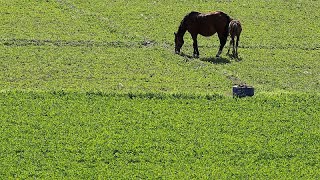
{"left": 229, "top": 20, "right": 242, "bottom": 38}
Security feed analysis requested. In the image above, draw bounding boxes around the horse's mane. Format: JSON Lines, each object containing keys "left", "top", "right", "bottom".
{"left": 177, "top": 11, "right": 199, "bottom": 35}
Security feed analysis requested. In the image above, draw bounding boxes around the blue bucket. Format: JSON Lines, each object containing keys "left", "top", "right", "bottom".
{"left": 233, "top": 85, "right": 254, "bottom": 97}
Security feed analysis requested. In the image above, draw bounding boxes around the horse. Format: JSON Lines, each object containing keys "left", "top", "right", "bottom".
{"left": 227, "top": 20, "right": 242, "bottom": 58}
{"left": 174, "top": 11, "right": 232, "bottom": 58}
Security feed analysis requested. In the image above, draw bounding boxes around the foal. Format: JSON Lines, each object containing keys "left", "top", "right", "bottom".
{"left": 227, "top": 20, "right": 242, "bottom": 58}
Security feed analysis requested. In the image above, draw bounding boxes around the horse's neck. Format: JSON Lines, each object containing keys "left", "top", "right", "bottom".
{"left": 177, "top": 25, "right": 187, "bottom": 38}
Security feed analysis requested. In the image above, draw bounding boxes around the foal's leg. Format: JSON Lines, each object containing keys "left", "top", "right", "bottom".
{"left": 192, "top": 34, "right": 199, "bottom": 58}
{"left": 228, "top": 37, "right": 234, "bottom": 55}
{"left": 216, "top": 34, "right": 227, "bottom": 57}
{"left": 227, "top": 38, "right": 232, "bottom": 55}
{"left": 232, "top": 37, "right": 236, "bottom": 57}
{"left": 235, "top": 36, "right": 240, "bottom": 58}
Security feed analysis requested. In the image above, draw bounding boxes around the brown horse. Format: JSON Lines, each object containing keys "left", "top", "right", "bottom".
{"left": 174, "top": 11, "right": 231, "bottom": 58}
{"left": 227, "top": 20, "right": 242, "bottom": 58}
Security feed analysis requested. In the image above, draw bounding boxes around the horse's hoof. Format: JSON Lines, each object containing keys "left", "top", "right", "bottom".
{"left": 193, "top": 54, "right": 199, "bottom": 58}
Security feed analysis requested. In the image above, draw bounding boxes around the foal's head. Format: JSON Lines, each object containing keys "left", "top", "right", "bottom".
{"left": 174, "top": 32, "right": 184, "bottom": 54}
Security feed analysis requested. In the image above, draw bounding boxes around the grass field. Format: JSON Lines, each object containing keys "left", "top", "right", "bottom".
{"left": 0, "top": 0, "right": 319, "bottom": 178}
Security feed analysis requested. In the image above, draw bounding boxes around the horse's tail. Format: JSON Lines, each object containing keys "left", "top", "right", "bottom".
{"left": 224, "top": 13, "right": 232, "bottom": 37}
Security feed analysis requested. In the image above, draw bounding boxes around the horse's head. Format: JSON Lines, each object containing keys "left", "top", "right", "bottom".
{"left": 174, "top": 32, "right": 184, "bottom": 54}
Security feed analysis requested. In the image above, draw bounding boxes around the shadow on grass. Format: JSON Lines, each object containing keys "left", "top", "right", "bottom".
{"left": 179, "top": 52, "right": 194, "bottom": 59}
{"left": 226, "top": 53, "right": 243, "bottom": 62}
{"left": 200, "top": 57, "right": 231, "bottom": 64}
{"left": 178, "top": 52, "right": 243, "bottom": 64}
{"left": 178, "top": 52, "right": 229, "bottom": 64}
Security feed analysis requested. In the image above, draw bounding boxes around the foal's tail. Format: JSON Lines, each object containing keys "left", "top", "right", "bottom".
{"left": 229, "top": 20, "right": 242, "bottom": 38}
{"left": 229, "top": 22, "right": 236, "bottom": 38}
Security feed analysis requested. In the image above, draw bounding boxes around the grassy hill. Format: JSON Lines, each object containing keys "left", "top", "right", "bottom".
{"left": 0, "top": 0, "right": 319, "bottom": 178}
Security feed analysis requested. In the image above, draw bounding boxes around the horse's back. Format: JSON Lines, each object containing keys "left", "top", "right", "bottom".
{"left": 194, "top": 11, "right": 230, "bottom": 36}
{"left": 203, "top": 11, "right": 231, "bottom": 30}
{"left": 179, "top": 10, "right": 231, "bottom": 37}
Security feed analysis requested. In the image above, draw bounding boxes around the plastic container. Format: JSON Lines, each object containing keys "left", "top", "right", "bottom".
{"left": 233, "top": 85, "right": 254, "bottom": 97}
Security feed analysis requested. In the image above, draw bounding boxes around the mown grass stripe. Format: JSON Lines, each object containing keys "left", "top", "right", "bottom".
{"left": 0, "top": 90, "right": 225, "bottom": 100}
{"left": 2, "top": 38, "right": 319, "bottom": 51}
{"left": 1, "top": 39, "right": 140, "bottom": 48}
{"left": 1, "top": 90, "right": 319, "bottom": 101}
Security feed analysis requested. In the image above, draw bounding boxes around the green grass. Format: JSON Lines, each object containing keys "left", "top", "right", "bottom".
{"left": 0, "top": 45, "right": 231, "bottom": 94}
{"left": 1, "top": 0, "right": 319, "bottom": 94}
{"left": 0, "top": 0, "right": 319, "bottom": 178}
{"left": 1, "top": 92, "right": 319, "bottom": 179}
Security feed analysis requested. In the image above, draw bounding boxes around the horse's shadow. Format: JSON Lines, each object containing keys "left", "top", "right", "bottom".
{"left": 179, "top": 52, "right": 243, "bottom": 64}
{"left": 179, "top": 52, "right": 194, "bottom": 59}
{"left": 200, "top": 57, "right": 231, "bottom": 64}
{"left": 226, "top": 53, "right": 243, "bottom": 62}
{"left": 179, "top": 53, "right": 232, "bottom": 64}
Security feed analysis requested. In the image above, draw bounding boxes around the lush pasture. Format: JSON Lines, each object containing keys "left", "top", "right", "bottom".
{"left": 1, "top": 92, "right": 319, "bottom": 178}
{"left": 0, "top": 0, "right": 319, "bottom": 178}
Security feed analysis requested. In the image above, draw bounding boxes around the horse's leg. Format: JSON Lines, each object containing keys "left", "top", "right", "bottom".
{"left": 216, "top": 34, "right": 227, "bottom": 57}
{"left": 192, "top": 34, "right": 199, "bottom": 58}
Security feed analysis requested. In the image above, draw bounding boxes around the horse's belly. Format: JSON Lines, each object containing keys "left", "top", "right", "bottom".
{"left": 199, "top": 30, "right": 216, "bottom": 37}
{"left": 199, "top": 25, "right": 216, "bottom": 37}
{"left": 200, "top": 31, "right": 215, "bottom": 37}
